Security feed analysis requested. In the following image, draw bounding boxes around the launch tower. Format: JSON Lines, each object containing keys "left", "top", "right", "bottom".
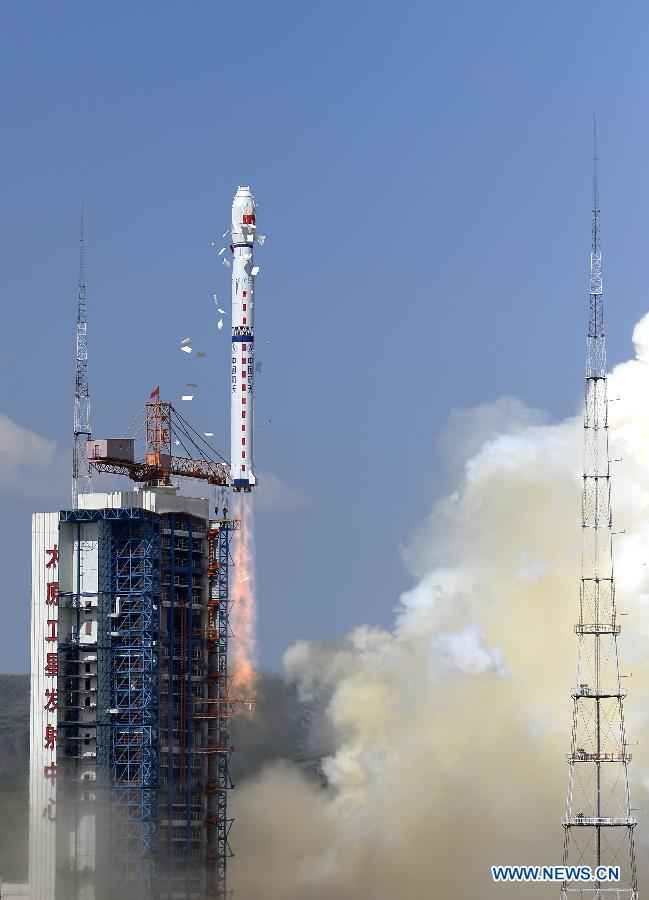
{"left": 30, "top": 184, "right": 262, "bottom": 899}
{"left": 560, "top": 126, "right": 638, "bottom": 898}
{"left": 72, "top": 207, "right": 93, "bottom": 507}
{"left": 30, "top": 401, "right": 238, "bottom": 900}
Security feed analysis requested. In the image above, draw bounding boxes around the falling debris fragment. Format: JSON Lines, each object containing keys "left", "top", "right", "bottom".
{"left": 218, "top": 247, "right": 226, "bottom": 256}
{"left": 217, "top": 319, "right": 224, "bottom": 330}
{"left": 181, "top": 395, "right": 193, "bottom": 401}
{"left": 181, "top": 346, "right": 192, "bottom": 354}
{"left": 265, "top": 339, "right": 271, "bottom": 346}
{"left": 223, "top": 258, "right": 231, "bottom": 269}
{"left": 196, "top": 351, "right": 207, "bottom": 358}
{"left": 255, "top": 361, "right": 262, "bottom": 372}
{"left": 251, "top": 266, "right": 260, "bottom": 276}
{"left": 186, "top": 383, "right": 198, "bottom": 388}
{"left": 261, "top": 419, "right": 271, "bottom": 427}
{"left": 256, "top": 234, "right": 266, "bottom": 246}
{"left": 217, "top": 307, "right": 226, "bottom": 315}
{"left": 180, "top": 338, "right": 191, "bottom": 346}
{"left": 204, "top": 432, "right": 214, "bottom": 437}
{"left": 222, "top": 229, "right": 229, "bottom": 237}
{"left": 174, "top": 439, "right": 180, "bottom": 445}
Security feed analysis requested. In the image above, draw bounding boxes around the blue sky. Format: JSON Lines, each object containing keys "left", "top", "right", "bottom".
{"left": 1, "top": 1, "right": 649, "bottom": 672}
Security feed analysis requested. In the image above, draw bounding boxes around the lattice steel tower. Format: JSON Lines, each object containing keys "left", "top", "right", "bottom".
{"left": 561, "top": 123, "right": 638, "bottom": 898}
{"left": 72, "top": 205, "right": 93, "bottom": 507}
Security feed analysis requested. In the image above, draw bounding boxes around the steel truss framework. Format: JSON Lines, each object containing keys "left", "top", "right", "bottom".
{"left": 72, "top": 208, "right": 93, "bottom": 507}
{"left": 205, "top": 518, "right": 238, "bottom": 899}
{"left": 110, "top": 513, "right": 160, "bottom": 897}
{"left": 57, "top": 508, "right": 238, "bottom": 899}
{"left": 63, "top": 507, "right": 160, "bottom": 899}
{"left": 561, "top": 130, "right": 638, "bottom": 899}
{"left": 159, "top": 512, "right": 206, "bottom": 899}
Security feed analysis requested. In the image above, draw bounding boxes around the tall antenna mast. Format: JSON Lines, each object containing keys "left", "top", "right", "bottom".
{"left": 72, "top": 204, "right": 93, "bottom": 506}
{"left": 561, "top": 119, "right": 638, "bottom": 899}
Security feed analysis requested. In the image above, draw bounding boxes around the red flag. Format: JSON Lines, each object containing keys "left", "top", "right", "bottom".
{"left": 150, "top": 386, "right": 160, "bottom": 398}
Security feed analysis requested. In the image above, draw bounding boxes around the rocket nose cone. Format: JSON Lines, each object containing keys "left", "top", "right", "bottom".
{"left": 234, "top": 185, "right": 254, "bottom": 201}
{"left": 232, "top": 185, "right": 256, "bottom": 224}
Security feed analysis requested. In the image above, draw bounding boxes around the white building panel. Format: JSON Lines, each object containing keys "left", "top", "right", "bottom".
{"left": 29, "top": 512, "right": 59, "bottom": 900}
{"left": 77, "top": 486, "right": 209, "bottom": 519}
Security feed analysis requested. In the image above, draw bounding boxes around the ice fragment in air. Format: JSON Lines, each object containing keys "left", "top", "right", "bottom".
{"left": 223, "top": 258, "right": 231, "bottom": 268}
{"left": 251, "top": 266, "right": 260, "bottom": 276}
{"left": 181, "top": 346, "right": 192, "bottom": 354}
{"left": 255, "top": 361, "right": 262, "bottom": 372}
{"left": 222, "top": 229, "right": 230, "bottom": 237}
{"left": 204, "top": 432, "right": 214, "bottom": 437}
{"left": 217, "top": 319, "right": 224, "bottom": 330}
{"left": 218, "top": 247, "right": 226, "bottom": 256}
{"left": 180, "top": 338, "right": 191, "bottom": 346}
{"left": 181, "top": 395, "right": 193, "bottom": 401}
{"left": 256, "top": 234, "right": 266, "bottom": 246}
{"left": 196, "top": 352, "right": 207, "bottom": 358}
{"left": 217, "top": 308, "right": 226, "bottom": 314}
{"left": 186, "top": 383, "right": 198, "bottom": 388}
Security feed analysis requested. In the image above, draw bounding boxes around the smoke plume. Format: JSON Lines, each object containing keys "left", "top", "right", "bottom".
{"left": 229, "top": 313, "right": 649, "bottom": 899}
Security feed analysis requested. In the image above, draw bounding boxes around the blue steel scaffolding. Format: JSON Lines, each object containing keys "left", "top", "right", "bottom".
{"left": 205, "top": 518, "right": 238, "bottom": 898}
{"left": 62, "top": 508, "right": 160, "bottom": 899}
{"left": 58, "top": 507, "right": 238, "bottom": 899}
{"left": 111, "top": 513, "right": 160, "bottom": 896}
{"left": 160, "top": 512, "right": 207, "bottom": 898}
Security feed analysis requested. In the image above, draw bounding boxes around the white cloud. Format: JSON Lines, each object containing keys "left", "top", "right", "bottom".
{"left": 0, "top": 412, "right": 68, "bottom": 501}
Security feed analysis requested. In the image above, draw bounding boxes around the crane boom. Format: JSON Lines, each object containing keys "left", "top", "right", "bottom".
{"left": 87, "top": 398, "right": 229, "bottom": 487}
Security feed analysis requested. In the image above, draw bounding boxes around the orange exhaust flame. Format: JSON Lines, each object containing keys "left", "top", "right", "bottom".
{"left": 230, "top": 493, "right": 258, "bottom": 703}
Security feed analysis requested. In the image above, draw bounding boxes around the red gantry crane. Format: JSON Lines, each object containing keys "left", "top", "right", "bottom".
{"left": 86, "top": 397, "right": 230, "bottom": 487}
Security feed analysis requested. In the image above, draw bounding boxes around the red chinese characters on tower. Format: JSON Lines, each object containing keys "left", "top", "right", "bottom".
{"left": 45, "top": 619, "right": 58, "bottom": 643}
{"left": 44, "top": 724, "right": 56, "bottom": 751}
{"left": 42, "top": 798, "right": 56, "bottom": 821}
{"left": 41, "top": 541, "right": 59, "bottom": 825}
{"left": 44, "top": 652, "right": 58, "bottom": 678}
{"left": 45, "top": 545, "right": 59, "bottom": 569}
{"left": 43, "top": 688, "right": 58, "bottom": 712}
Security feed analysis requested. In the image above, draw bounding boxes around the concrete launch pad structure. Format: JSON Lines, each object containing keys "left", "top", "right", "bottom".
{"left": 30, "top": 487, "right": 238, "bottom": 900}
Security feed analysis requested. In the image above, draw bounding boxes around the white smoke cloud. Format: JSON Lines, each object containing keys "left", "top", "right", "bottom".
{"left": 430, "top": 623, "right": 508, "bottom": 678}
{"left": 0, "top": 412, "right": 68, "bottom": 501}
{"left": 254, "top": 470, "right": 307, "bottom": 512}
{"left": 230, "top": 312, "right": 649, "bottom": 899}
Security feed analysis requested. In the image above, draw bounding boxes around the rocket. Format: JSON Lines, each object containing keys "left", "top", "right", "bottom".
{"left": 230, "top": 186, "right": 257, "bottom": 491}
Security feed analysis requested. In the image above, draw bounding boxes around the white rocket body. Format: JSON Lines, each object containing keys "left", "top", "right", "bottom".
{"left": 230, "top": 186, "right": 257, "bottom": 490}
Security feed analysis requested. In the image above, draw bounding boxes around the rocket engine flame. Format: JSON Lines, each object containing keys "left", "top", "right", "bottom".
{"left": 230, "top": 493, "right": 258, "bottom": 701}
